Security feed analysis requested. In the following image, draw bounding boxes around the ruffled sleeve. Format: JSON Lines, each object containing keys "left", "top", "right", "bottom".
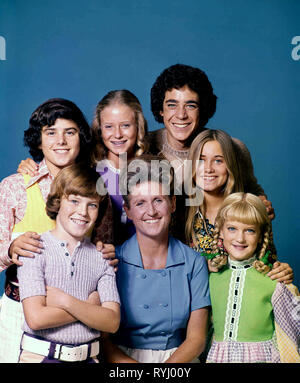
{"left": 272, "top": 282, "right": 300, "bottom": 362}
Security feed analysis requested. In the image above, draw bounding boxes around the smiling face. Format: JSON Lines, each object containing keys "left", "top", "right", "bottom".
{"left": 124, "top": 181, "right": 176, "bottom": 241}
{"left": 220, "top": 220, "right": 261, "bottom": 262}
{"left": 195, "top": 140, "right": 229, "bottom": 194}
{"left": 159, "top": 85, "right": 200, "bottom": 150}
{"left": 100, "top": 104, "right": 138, "bottom": 168}
{"left": 40, "top": 118, "right": 80, "bottom": 177}
{"left": 54, "top": 194, "right": 100, "bottom": 245}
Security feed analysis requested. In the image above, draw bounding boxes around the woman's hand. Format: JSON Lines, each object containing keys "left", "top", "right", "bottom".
{"left": 268, "top": 261, "right": 294, "bottom": 284}
{"left": 17, "top": 158, "right": 39, "bottom": 177}
{"left": 9, "top": 231, "right": 44, "bottom": 265}
{"left": 96, "top": 241, "right": 119, "bottom": 270}
{"left": 101, "top": 333, "right": 139, "bottom": 363}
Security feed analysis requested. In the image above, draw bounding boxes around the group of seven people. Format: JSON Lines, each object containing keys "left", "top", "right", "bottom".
{"left": 0, "top": 64, "right": 298, "bottom": 364}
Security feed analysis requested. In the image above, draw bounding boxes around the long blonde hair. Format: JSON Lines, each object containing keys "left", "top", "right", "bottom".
{"left": 185, "top": 129, "right": 244, "bottom": 243}
{"left": 91, "top": 90, "right": 149, "bottom": 165}
{"left": 211, "top": 192, "right": 276, "bottom": 273}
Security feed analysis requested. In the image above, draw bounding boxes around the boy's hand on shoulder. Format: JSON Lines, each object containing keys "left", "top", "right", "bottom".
{"left": 9, "top": 231, "right": 44, "bottom": 265}
{"left": 96, "top": 241, "right": 119, "bottom": 271}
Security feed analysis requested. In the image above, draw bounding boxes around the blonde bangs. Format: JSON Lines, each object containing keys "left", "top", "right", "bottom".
{"left": 217, "top": 193, "right": 269, "bottom": 229}
{"left": 224, "top": 204, "right": 263, "bottom": 227}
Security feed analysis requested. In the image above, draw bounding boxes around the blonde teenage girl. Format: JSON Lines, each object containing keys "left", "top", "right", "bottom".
{"left": 90, "top": 89, "right": 148, "bottom": 245}
{"left": 184, "top": 129, "right": 293, "bottom": 283}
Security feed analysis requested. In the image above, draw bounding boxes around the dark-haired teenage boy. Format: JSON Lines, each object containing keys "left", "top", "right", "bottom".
{"left": 0, "top": 98, "right": 114, "bottom": 362}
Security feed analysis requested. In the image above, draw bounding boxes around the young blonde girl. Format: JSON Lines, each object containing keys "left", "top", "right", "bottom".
{"left": 90, "top": 89, "right": 149, "bottom": 245}
{"left": 206, "top": 192, "right": 299, "bottom": 363}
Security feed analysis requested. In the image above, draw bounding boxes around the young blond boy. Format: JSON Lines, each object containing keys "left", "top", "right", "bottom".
{"left": 17, "top": 163, "right": 120, "bottom": 363}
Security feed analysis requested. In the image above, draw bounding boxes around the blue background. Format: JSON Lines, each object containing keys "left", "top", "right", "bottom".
{"left": 0, "top": 0, "right": 299, "bottom": 292}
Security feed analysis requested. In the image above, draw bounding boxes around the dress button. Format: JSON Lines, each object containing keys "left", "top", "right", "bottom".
{"left": 143, "top": 304, "right": 149, "bottom": 309}
{"left": 65, "top": 253, "right": 69, "bottom": 256}
{"left": 71, "top": 262, "right": 75, "bottom": 266}
{"left": 71, "top": 272, "right": 74, "bottom": 276}
{"left": 140, "top": 274, "right": 146, "bottom": 279}
{"left": 161, "top": 271, "right": 166, "bottom": 277}
{"left": 61, "top": 243, "right": 65, "bottom": 247}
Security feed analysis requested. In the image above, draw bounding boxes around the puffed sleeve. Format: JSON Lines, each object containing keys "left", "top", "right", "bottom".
{"left": 272, "top": 282, "right": 300, "bottom": 362}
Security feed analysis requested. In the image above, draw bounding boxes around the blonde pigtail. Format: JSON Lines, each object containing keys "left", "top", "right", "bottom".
{"left": 253, "top": 229, "right": 272, "bottom": 274}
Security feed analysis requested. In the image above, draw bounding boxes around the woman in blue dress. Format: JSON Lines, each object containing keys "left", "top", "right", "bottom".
{"left": 102, "top": 155, "right": 211, "bottom": 363}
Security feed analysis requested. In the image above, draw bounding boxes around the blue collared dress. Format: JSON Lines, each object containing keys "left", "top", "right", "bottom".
{"left": 113, "top": 234, "right": 211, "bottom": 362}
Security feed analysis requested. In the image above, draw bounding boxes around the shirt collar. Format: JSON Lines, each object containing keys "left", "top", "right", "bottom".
{"left": 44, "top": 230, "right": 87, "bottom": 249}
{"left": 25, "top": 159, "right": 54, "bottom": 188}
{"left": 228, "top": 255, "right": 256, "bottom": 270}
{"left": 121, "top": 234, "right": 185, "bottom": 268}
{"left": 166, "top": 236, "right": 185, "bottom": 267}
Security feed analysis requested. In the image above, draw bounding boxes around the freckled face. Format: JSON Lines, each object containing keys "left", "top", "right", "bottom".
{"left": 55, "top": 194, "right": 100, "bottom": 243}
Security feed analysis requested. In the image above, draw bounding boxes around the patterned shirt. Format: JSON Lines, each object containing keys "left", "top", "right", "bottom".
{"left": 0, "top": 160, "right": 53, "bottom": 271}
{"left": 189, "top": 212, "right": 215, "bottom": 254}
{"left": 17, "top": 231, "right": 120, "bottom": 344}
